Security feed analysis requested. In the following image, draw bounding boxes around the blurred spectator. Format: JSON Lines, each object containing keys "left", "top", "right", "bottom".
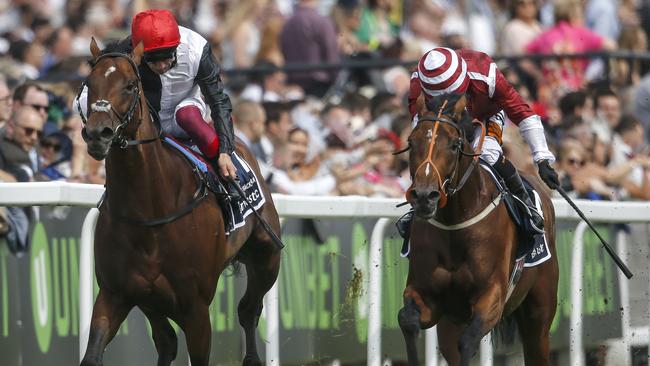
{"left": 633, "top": 73, "right": 650, "bottom": 139}
{"left": 281, "top": 0, "right": 340, "bottom": 97}
{"left": 501, "top": 0, "right": 542, "bottom": 55}
{"left": 239, "top": 61, "right": 288, "bottom": 103}
{"left": 332, "top": 0, "right": 366, "bottom": 55}
{"left": 403, "top": 12, "right": 440, "bottom": 55}
{"left": 255, "top": 15, "right": 285, "bottom": 67}
{"left": 526, "top": 0, "right": 615, "bottom": 101}
{"left": 558, "top": 91, "right": 591, "bottom": 121}
{"left": 0, "top": 74, "right": 12, "bottom": 135}
{"left": 260, "top": 102, "right": 293, "bottom": 164}
{"left": 609, "top": 115, "right": 650, "bottom": 199}
{"left": 37, "top": 131, "right": 73, "bottom": 181}
{"left": 12, "top": 82, "right": 49, "bottom": 124}
{"left": 0, "top": 106, "right": 44, "bottom": 181}
{"left": 612, "top": 25, "right": 649, "bottom": 88}
{"left": 217, "top": 0, "right": 266, "bottom": 69}
{"left": 40, "top": 26, "right": 74, "bottom": 76}
{"left": 585, "top": 0, "right": 621, "bottom": 40}
{"left": 355, "top": 0, "right": 399, "bottom": 51}
{"left": 8, "top": 39, "right": 45, "bottom": 80}
{"left": 233, "top": 100, "right": 266, "bottom": 162}
{"left": 269, "top": 127, "right": 337, "bottom": 195}
{"left": 591, "top": 88, "right": 622, "bottom": 143}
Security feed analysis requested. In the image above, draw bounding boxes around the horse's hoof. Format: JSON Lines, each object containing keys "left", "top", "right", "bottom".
{"left": 242, "top": 354, "right": 262, "bottom": 366}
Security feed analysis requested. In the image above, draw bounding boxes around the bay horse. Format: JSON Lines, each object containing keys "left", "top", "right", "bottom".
{"left": 398, "top": 94, "right": 558, "bottom": 365}
{"left": 79, "top": 39, "right": 281, "bottom": 366}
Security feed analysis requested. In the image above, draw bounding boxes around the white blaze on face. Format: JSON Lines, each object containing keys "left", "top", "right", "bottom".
{"left": 104, "top": 66, "right": 116, "bottom": 78}
{"left": 424, "top": 129, "right": 433, "bottom": 176}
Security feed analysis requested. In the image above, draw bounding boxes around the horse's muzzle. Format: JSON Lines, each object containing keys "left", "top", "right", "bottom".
{"left": 411, "top": 188, "right": 440, "bottom": 219}
{"left": 83, "top": 126, "right": 114, "bottom": 160}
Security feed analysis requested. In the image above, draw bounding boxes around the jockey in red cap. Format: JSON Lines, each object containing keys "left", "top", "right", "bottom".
{"left": 78, "top": 9, "right": 239, "bottom": 198}
{"left": 397, "top": 47, "right": 559, "bottom": 243}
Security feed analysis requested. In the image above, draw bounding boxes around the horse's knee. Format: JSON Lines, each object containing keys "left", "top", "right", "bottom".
{"left": 398, "top": 299, "right": 421, "bottom": 335}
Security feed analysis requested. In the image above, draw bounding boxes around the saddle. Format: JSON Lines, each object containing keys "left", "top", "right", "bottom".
{"left": 479, "top": 160, "right": 547, "bottom": 261}
{"left": 163, "top": 136, "right": 266, "bottom": 234}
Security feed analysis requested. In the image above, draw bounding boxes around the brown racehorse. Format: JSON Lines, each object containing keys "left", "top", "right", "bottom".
{"left": 398, "top": 94, "right": 558, "bottom": 366}
{"left": 79, "top": 40, "right": 281, "bottom": 366}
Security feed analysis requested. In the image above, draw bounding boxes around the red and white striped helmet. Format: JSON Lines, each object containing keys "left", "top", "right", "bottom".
{"left": 417, "top": 47, "right": 469, "bottom": 97}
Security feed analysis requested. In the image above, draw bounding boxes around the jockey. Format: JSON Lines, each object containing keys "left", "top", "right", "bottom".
{"left": 398, "top": 47, "right": 560, "bottom": 242}
{"left": 78, "top": 9, "right": 238, "bottom": 197}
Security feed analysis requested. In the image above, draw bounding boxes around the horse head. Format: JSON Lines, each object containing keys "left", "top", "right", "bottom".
{"left": 406, "top": 93, "right": 475, "bottom": 219}
{"left": 81, "top": 38, "right": 146, "bottom": 160}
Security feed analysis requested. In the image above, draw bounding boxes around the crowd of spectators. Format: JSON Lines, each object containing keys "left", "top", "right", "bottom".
{"left": 0, "top": 0, "right": 649, "bottom": 204}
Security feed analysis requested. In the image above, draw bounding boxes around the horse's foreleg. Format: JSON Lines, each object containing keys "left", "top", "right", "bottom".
{"left": 238, "top": 247, "right": 281, "bottom": 366}
{"left": 142, "top": 308, "right": 178, "bottom": 366}
{"left": 398, "top": 297, "right": 421, "bottom": 366}
{"left": 438, "top": 318, "right": 464, "bottom": 366}
{"left": 181, "top": 303, "right": 211, "bottom": 366}
{"left": 514, "top": 268, "right": 557, "bottom": 366}
{"left": 80, "top": 289, "right": 132, "bottom": 366}
{"left": 458, "top": 284, "right": 504, "bottom": 366}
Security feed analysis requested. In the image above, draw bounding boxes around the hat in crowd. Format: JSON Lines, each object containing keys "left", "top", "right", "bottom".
{"left": 417, "top": 47, "right": 469, "bottom": 97}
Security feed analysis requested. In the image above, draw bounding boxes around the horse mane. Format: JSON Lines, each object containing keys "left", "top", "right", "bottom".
{"left": 87, "top": 37, "right": 133, "bottom": 67}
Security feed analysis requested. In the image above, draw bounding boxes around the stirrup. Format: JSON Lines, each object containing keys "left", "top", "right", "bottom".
{"left": 527, "top": 206, "right": 545, "bottom": 234}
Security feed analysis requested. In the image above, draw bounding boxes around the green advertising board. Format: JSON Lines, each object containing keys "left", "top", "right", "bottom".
{"left": 0, "top": 207, "right": 623, "bottom": 365}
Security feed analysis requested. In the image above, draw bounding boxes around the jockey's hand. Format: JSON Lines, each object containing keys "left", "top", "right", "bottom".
{"left": 218, "top": 153, "right": 237, "bottom": 179}
{"left": 538, "top": 160, "right": 560, "bottom": 190}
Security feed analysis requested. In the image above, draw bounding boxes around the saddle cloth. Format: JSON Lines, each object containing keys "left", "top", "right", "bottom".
{"left": 163, "top": 136, "right": 266, "bottom": 234}
{"left": 479, "top": 161, "right": 551, "bottom": 268}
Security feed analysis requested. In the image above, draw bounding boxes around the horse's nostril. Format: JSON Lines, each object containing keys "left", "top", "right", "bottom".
{"left": 428, "top": 191, "right": 440, "bottom": 199}
{"left": 100, "top": 127, "right": 115, "bottom": 140}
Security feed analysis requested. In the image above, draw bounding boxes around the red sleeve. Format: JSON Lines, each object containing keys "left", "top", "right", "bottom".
{"left": 492, "top": 67, "right": 535, "bottom": 125}
{"left": 408, "top": 71, "right": 421, "bottom": 118}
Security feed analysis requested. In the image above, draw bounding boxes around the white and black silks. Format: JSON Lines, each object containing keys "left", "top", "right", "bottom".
{"left": 76, "top": 26, "right": 235, "bottom": 155}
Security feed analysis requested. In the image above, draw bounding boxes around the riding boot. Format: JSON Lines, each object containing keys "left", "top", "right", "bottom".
{"left": 206, "top": 155, "right": 240, "bottom": 202}
{"left": 492, "top": 157, "right": 544, "bottom": 233}
{"left": 396, "top": 209, "right": 414, "bottom": 256}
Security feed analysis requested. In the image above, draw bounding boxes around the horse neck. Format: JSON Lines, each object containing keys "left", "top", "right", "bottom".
{"left": 437, "top": 157, "right": 494, "bottom": 223}
{"left": 104, "top": 100, "right": 171, "bottom": 209}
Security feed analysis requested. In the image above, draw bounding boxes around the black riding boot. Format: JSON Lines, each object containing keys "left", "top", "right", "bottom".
{"left": 492, "top": 157, "right": 544, "bottom": 233}
{"left": 206, "top": 156, "right": 240, "bottom": 201}
{"left": 396, "top": 210, "right": 414, "bottom": 256}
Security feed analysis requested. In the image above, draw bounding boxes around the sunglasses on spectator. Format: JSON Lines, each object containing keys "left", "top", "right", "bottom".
{"left": 0, "top": 95, "right": 11, "bottom": 103}
{"left": 18, "top": 125, "right": 43, "bottom": 138}
{"left": 40, "top": 140, "right": 61, "bottom": 152}
{"left": 568, "top": 158, "right": 585, "bottom": 167}
{"left": 29, "top": 104, "right": 49, "bottom": 112}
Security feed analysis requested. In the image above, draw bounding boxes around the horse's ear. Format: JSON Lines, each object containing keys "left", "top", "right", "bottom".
{"left": 416, "top": 94, "right": 427, "bottom": 117}
{"left": 132, "top": 41, "right": 144, "bottom": 66}
{"left": 90, "top": 37, "right": 101, "bottom": 60}
{"left": 452, "top": 95, "right": 467, "bottom": 120}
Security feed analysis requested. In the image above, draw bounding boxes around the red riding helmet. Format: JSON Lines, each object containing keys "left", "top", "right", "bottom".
{"left": 131, "top": 9, "right": 181, "bottom": 53}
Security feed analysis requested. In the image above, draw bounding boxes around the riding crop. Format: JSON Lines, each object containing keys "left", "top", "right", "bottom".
{"left": 556, "top": 186, "right": 633, "bottom": 279}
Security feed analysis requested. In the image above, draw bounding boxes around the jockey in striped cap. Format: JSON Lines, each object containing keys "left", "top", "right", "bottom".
{"left": 396, "top": 48, "right": 560, "bottom": 252}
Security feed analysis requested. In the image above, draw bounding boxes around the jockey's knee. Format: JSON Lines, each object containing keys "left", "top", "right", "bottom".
{"left": 480, "top": 136, "right": 502, "bottom": 166}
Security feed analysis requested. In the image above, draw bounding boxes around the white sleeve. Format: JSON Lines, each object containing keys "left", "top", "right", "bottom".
{"left": 518, "top": 114, "right": 556, "bottom": 164}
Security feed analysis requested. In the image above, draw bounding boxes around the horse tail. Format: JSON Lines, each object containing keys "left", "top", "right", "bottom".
{"left": 491, "top": 313, "right": 518, "bottom": 350}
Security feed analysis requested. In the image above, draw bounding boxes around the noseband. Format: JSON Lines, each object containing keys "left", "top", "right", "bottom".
{"left": 411, "top": 112, "right": 484, "bottom": 208}
{"left": 77, "top": 52, "right": 159, "bottom": 148}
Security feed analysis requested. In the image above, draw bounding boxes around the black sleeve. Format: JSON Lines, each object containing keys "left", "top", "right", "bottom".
{"left": 196, "top": 43, "right": 235, "bottom": 154}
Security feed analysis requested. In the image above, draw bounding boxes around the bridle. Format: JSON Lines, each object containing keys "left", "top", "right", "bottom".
{"left": 407, "top": 102, "right": 485, "bottom": 208}
{"left": 78, "top": 52, "right": 160, "bottom": 149}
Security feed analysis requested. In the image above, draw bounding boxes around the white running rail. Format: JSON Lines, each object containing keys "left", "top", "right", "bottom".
{"left": 1, "top": 182, "right": 650, "bottom": 365}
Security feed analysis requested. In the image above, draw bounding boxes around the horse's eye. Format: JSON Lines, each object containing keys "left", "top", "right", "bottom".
{"left": 125, "top": 81, "right": 137, "bottom": 94}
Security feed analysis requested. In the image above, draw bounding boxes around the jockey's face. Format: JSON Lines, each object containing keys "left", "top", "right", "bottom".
{"left": 146, "top": 57, "right": 174, "bottom": 74}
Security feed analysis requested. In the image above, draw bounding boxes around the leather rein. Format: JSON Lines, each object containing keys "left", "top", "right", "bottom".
{"left": 81, "top": 52, "right": 209, "bottom": 227}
